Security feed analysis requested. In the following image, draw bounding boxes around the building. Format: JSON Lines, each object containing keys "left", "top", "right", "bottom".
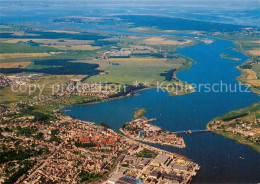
{"left": 150, "top": 155, "right": 171, "bottom": 167}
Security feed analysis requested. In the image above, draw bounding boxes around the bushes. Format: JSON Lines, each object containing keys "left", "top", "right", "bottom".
{"left": 20, "top": 106, "right": 51, "bottom": 122}
{"left": 222, "top": 113, "right": 248, "bottom": 121}
{"left": 100, "top": 122, "right": 110, "bottom": 128}
{"left": 75, "top": 141, "right": 96, "bottom": 148}
{"left": 78, "top": 171, "right": 102, "bottom": 182}
{"left": 160, "top": 69, "right": 176, "bottom": 81}
{"left": 3, "top": 160, "right": 35, "bottom": 184}
{"left": 136, "top": 148, "right": 158, "bottom": 158}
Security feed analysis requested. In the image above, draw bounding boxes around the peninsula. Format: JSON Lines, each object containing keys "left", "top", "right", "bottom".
{"left": 120, "top": 114, "right": 186, "bottom": 148}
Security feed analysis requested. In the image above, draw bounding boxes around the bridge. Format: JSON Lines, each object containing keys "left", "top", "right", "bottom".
{"left": 171, "top": 129, "right": 211, "bottom": 135}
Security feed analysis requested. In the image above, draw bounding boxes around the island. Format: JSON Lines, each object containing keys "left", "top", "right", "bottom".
{"left": 220, "top": 53, "right": 241, "bottom": 61}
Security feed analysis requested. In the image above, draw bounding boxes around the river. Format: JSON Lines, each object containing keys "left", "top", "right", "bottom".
{"left": 63, "top": 39, "right": 260, "bottom": 183}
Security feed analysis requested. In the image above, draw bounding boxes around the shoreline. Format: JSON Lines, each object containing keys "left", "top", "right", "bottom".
{"left": 211, "top": 130, "right": 260, "bottom": 153}
{"left": 206, "top": 102, "right": 260, "bottom": 153}
{"left": 205, "top": 37, "right": 260, "bottom": 153}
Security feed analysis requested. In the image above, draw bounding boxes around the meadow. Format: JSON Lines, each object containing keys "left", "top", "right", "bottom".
{"left": 85, "top": 55, "right": 191, "bottom": 85}
{"left": 85, "top": 65, "right": 172, "bottom": 84}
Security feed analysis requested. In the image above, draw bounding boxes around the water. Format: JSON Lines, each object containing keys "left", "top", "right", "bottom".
{"left": 63, "top": 38, "right": 260, "bottom": 183}
{"left": 1, "top": 0, "right": 260, "bottom": 26}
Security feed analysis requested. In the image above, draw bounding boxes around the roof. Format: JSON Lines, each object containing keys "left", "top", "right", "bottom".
{"left": 151, "top": 155, "right": 169, "bottom": 165}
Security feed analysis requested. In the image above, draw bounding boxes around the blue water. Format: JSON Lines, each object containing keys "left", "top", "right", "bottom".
{"left": 63, "top": 39, "right": 260, "bottom": 183}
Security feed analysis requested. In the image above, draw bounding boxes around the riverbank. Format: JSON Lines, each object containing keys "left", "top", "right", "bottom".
{"left": 205, "top": 35, "right": 260, "bottom": 153}
{"left": 207, "top": 103, "right": 260, "bottom": 153}
{"left": 214, "top": 130, "right": 260, "bottom": 153}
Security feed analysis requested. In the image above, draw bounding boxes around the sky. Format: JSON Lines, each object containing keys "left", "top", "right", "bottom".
{"left": 0, "top": 0, "right": 259, "bottom": 26}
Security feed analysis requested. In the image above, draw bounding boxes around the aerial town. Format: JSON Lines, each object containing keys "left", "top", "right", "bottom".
{"left": 120, "top": 118, "right": 186, "bottom": 148}
{"left": 0, "top": 74, "right": 196, "bottom": 184}
{"left": 0, "top": 104, "right": 199, "bottom": 184}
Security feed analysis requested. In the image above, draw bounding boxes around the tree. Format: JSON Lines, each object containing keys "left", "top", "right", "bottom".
{"left": 100, "top": 122, "right": 109, "bottom": 128}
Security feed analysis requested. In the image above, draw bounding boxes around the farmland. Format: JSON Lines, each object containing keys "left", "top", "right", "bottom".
{"left": 85, "top": 65, "right": 173, "bottom": 84}
{"left": 0, "top": 53, "right": 51, "bottom": 60}
{"left": 0, "top": 24, "right": 198, "bottom": 105}
{"left": 0, "top": 61, "right": 31, "bottom": 68}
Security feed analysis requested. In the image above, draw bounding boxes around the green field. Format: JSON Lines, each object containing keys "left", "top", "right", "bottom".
{"left": 0, "top": 42, "right": 59, "bottom": 53}
{"left": 242, "top": 42, "right": 260, "bottom": 51}
{"left": 215, "top": 103, "right": 260, "bottom": 121}
{"left": 85, "top": 65, "right": 173, "bottom": 84}
{"left": 252, "top": 63, "right": 260, "bottom": 78}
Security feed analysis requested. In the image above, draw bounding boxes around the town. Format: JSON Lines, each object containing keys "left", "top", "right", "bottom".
{"left": 208, "top": 109, "right": 260, "bottom": 145}
{"left": 0, "top": 103, "right": 199, "bottom": 183}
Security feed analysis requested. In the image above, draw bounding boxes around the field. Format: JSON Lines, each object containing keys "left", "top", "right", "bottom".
{"left": 85, "top": 65, "right": 172, "bottom": 84}
{"left": 108, "top": 57, "right": 184, "bottom": 67}
{"left": 0, "top": 42, "right": 59, "bottom": 53}
{"left": 50, "top": 45, "right": 100, "bottom": 51}
{"left": 0, "top": 39, "right": 101, "bottom": 52}
{"left": 244, "top": 69, "right": 257, "bottom": 79}
{"left": 0, "top": 61, "right": 31, "bottom": 68}
{"left": 247, "top": 50, "right": 260, "bottom": 56}
{"left": 0, "top": 53, "right": 51, "bottom": 60}
{"left": 215, "top": 103, "right": 260, "bottom": 121}
{"left": 70, "top": 59, "right": 109, "bottom": 70}
{"left": 85, "top": 56, "right": 190, "bottom": 85}
{"left": 237, "top": 65, "right": 260, "bottom": 93}
{"left": 1, "top": 38, "right": 93, "bottom": 45}
{"left": 144, "top": 37, "right": 192, "bottom": 45}
{"left": 252, "top": 64, "right": 260, "bottom": 78}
